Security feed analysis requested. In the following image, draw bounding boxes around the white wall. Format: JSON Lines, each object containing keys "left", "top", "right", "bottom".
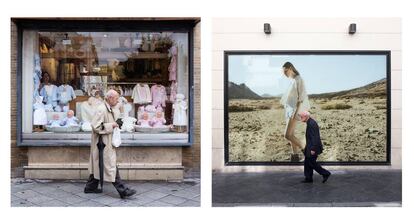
{"left": 212, "top": 18, "right": 402, "bottom": 172}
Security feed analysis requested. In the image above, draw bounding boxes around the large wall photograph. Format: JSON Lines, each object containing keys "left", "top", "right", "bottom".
{"left": 225, "top": 51, "right": 390, "bottom": 164}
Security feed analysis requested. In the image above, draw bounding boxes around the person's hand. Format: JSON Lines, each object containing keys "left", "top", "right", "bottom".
{"left": 311, "top": 150, "right": 316, "bottom": 155}
{"left": 112, "top": 122, "right": 119, "bottom": 128}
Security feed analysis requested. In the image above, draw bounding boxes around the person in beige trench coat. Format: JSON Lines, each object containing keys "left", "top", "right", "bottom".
{"left": 84, "top": 89, "right": 136, "bottom": 198}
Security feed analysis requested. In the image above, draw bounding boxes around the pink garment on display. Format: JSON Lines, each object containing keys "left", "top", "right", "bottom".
{"left": 138, "top": 119, "right": 151, "bottom": 127}
{"left": 151, "top": 117, "right": 166, "bottom": 127}
{"left": 168, "top": 46, "right": 177, "bottom": 81}
{"left": 169, "top": 81, "right": 178, "bottom": 102}
{"left": 151, "top": 84, "right": 167, "bottom": 107}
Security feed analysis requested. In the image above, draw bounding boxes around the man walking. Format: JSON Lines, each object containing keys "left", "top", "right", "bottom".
{"left": 84, "top": 89, "right": 136, "bottom": 198}
{"left": 299, "top": 111, "right": 331, "bottom": 183}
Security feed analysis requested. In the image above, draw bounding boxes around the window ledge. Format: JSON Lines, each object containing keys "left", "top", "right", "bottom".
{"left": 20, "top": 132, "right": 190, "bottom": 147}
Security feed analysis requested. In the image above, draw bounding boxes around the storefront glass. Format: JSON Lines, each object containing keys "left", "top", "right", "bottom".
{"left": 20, "top": 29, "right": 192, "bottom": 146}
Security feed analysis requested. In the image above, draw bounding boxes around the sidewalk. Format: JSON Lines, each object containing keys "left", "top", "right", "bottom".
{"left": 11, "top": 177, "right": 200, "bottom": 207}
{"left": 212, "top": 170, "right": 401, "bottom": 207}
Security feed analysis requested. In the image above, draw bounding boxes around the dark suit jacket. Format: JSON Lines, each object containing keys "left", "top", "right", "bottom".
{"left": 305, "top": 117, "right": 323, "bottom": 157}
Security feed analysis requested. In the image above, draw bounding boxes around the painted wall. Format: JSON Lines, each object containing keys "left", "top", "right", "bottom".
{"left": 212, "top": 18, "right": 402, "bottom": 171}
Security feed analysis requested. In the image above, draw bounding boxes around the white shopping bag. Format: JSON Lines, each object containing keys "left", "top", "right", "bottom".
{"left": 112, "top": 127, "right": 122, "bottom": 147}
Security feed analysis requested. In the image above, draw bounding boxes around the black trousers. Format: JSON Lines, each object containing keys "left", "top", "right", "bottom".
{"left": 304, "top": 155, "right": 330, "bottom": 180}
{"left": 85, "top": 167, "right": 127, "bottom": 194}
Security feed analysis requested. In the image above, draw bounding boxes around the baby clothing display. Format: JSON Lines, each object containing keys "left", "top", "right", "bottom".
{"left": 151, "top": 108, "right": 167, "bottom": 127}
{"left": 168, "top": 46, "right": 177, "bottom": 81}
{"left": 151, "top": 84, "right": 167, "bottom": 108}
{"left": 81, "top": 121, "right": 92, "bottom": 132}
{"left": 137, "top": 112, "right": 151, "bottom": 127}
{"left": 80, "top": 94, "right": 103, "bottom": 124}
{"left": 132, "top": 83, "right": 152, "bottom": 104}
{"left": 169, "top": 81, "right": 178, "bottom": 102}
{"left": 58, "top": 84, "right": 76, "bottom": 106}
{"left": 121, "top": 116, "right": 137, "bottom": 132}
{"left": 144, "top": 104, "right": 157, "bottom": 113}
{"left": 40, "top": 84, "right": 58, "bottom": 110}
{"left": 33, "top": 96, "right": 47, "bottom": 126}
{"left": 33, "top": 54, "right": 42, "bottom": 100}
{"left": 173, "top": 93, "right": 187, "bottom": 127}
{"left": 52, "top": 84, "right": 76, "bottom": 113}
{"left": 60, "top": 111, "right": 79, "bottom": 127}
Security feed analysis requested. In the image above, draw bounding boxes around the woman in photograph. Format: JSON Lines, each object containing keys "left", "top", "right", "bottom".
{"left": 280, "top": 62, "right": 311, "bottom": 162}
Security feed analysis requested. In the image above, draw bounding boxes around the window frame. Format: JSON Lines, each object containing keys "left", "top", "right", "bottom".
{"left": 223, "top": 50, "right": 392, "bottom": 165}
{"left": 14, "top": 18, "right": 196, "bottom": 147}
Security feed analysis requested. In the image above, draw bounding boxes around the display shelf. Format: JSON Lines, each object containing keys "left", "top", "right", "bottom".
{"left": 40, "top": 51, "right": 168, "bottom": 60}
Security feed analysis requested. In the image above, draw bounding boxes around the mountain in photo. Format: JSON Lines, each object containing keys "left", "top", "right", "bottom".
{"left": 228, "top": 82, "right": 262, "bottom": 99}
{"left": 310, "top": 78, "right": 387, "bottom": 99}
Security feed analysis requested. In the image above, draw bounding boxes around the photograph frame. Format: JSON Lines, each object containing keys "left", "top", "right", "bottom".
{"left": 223, "top": 50, "right": 391, "bottom": 166}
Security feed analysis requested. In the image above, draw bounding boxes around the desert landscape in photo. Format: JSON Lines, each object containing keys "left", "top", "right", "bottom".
{"left": 228, "top": 79, "right": 387, "bottom": 162}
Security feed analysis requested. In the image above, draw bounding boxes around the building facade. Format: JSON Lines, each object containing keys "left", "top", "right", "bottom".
{"left": 212, "top": 18, "right": 401, "bottom": 172}
{"left": 11, "top": 17, "right": 200, "bottom": 180}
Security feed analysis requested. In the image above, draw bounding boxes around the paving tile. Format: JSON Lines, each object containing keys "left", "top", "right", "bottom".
{"left": 11, "top": 199, "right": 36, "bottom": 207}
{"left": 38, "top": 199, "right": 70, "bottom": 207}
{"left": 73, "top": 200, "right": 106, "bottom": 207}
{"left": 59, "top": 195, "right": 89, "bottom": 205}
{"left": 212, "top": 170, "right": 402, "bottom": 206}
{"left": 144, "top": 200, "right": 175, "bottom": 207}
{"left": 131, "top": 195, "right": 156, "bottom": 206}
{"left": 26, "top": 195, "right": 55, "bottom": 204}
{"left": 177, "top": 200, "right": 200, "bottom": 207}
{"left": 138, "top": 190, "right": 169, "bottom": 200}
{"left": 11, "top": 179, "right": 201, "bottom": 207}
{"left": 14, "top": 189, "right": 42, "bottom": 199}
{"left": 171, "top": 189, "right": 200, "bottom": 200}
{"left": 159, "top": 195, "right": 188, "bottom": 205}
{"left": 91, "top": 195, "right": 123, "bottom": 206}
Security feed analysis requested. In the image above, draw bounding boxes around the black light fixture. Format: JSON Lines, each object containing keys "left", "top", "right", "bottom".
{"left": 349, "top": 23, "right": 357, "bottom": 34}
{"left": 264, "top": 23, "right": 271, "bottom": 34}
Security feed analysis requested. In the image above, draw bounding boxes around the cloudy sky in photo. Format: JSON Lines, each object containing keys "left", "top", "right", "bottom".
{"left": 228, "top": 54, "right": 387, "bottom": 96}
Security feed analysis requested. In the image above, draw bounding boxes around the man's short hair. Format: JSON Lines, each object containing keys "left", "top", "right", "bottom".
{"left": 299, "top": 111, "right": 310, "bottom": 119}
{"left": 105, "top": 89, "right": 119, "bottom": 99}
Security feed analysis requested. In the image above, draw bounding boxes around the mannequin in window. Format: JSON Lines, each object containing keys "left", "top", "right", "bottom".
{"left": 57, "top": 80, "right": 76, "bottom": 112}
{"left": 39, "top": 71, "right": 58, "bottom": 112}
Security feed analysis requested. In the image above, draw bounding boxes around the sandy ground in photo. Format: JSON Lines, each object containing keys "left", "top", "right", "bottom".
{"left": 228, "top": 98, "right": 387, "bottom": 162}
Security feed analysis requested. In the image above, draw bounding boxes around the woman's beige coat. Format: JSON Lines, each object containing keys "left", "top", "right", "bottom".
{"left": 88, "top": 102, "right": 120, "bottom": 182}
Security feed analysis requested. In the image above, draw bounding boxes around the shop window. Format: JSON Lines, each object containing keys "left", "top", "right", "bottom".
{"left": 17, "top": 22, "right": 194, "bottom": 146}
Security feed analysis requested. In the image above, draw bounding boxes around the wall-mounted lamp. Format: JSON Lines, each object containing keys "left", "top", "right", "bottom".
{"left": 349, "top": 23, "right": 357, "bottom": 34}
{"left": 264, "top": 23, "right": 271, "bottom": 34}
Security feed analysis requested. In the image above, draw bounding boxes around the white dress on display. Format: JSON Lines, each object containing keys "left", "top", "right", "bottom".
{"left": 33, "top": 96, "right": 47, "bottom": 126}
{"left": 173, "top": 94, "right": 187, "bottom": 126}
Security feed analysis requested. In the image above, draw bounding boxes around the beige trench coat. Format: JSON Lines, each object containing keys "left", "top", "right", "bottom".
{"left": 88, "top": 102, "right": 120, "bottom": 182}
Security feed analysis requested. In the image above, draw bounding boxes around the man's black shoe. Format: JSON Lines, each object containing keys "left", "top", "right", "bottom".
{"left": 84, "top": 188, "right": 103, "bottom": 194}
{"left": 119, "top": 188, "right": 137, "bottom": 199}
{"left": 301, "top": 179, "right": 313, "bottom": 183}
{"left": 322, "top": 174, "right": 331, "bottom": 183}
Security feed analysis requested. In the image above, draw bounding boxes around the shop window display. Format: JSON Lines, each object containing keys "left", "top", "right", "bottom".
{"left": 22, "top": 31, "right": 190, "bottom": 144}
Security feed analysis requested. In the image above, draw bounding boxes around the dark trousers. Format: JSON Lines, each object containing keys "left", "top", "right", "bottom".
{"left": 85, "top": 167, "right": 127, "bottom": 194}
{"left": 304, "top": 155, "right": 330, "bottom": 180}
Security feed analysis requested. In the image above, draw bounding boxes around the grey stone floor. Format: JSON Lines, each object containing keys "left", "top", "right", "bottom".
{"left": 212, "top": 170, "right": 401, "bottom": 207}
{"left": 11, "top": 178, "right": 200, "bottom": 207}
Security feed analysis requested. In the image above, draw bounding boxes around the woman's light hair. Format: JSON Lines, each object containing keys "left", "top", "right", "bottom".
{"left": 105, "top": 89, "right": 119, "bottom": 99}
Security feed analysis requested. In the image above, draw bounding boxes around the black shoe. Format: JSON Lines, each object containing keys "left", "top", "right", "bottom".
{"left": 84, "top": 188, "right": 103, "bottom": 194}
{"left": 301, "top": 179, "right": 313, "bottom": 183}
{"left": 119, "top": 188, "right": 137, "bottom": 199}
{"left": 322, "top": 174, "right": 331, "bottom": 183}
